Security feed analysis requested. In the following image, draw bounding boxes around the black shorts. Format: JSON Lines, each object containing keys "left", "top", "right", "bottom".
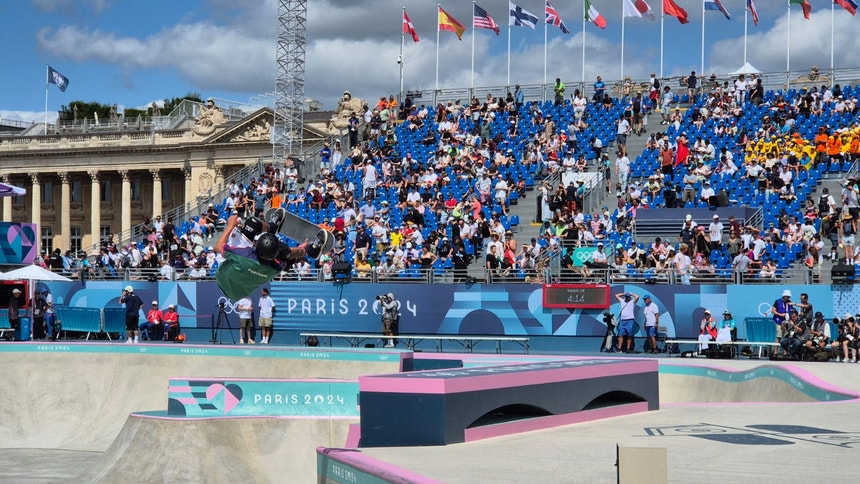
{"left": 126, "top": 314, "right": 139, "bottom": 332}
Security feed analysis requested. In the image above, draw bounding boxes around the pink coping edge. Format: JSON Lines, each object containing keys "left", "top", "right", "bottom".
{"left": 316, "top": 447, "right": 444, "bottom": 484}
{"left": 360, "top": 359, "right": 657, "bottom": 394}
{"left": 344, "top": 423, "right": 361, "bottom": 448}
{"left": 464, "top": 401, "right": 650, "bottom": 441}
{"left": 129, "top": 412, "right": 359, "bottom": 421}
{"left": 170, "top": 378, "right": 356, "bottom": 384}
{"left": 168, "top": 386, "right": 192, "bottom": 393}
{"left": 661, "top": 362, "right": 860, "bottom": 399}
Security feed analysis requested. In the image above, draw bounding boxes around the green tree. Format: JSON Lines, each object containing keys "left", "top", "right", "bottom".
{"left": 162, "top": 92, "right": 203, "bottom": 115}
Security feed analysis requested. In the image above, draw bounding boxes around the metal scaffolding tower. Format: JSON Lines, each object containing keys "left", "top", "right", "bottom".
{"left": 273, "top": 0, "right": 306, "bottom": 165}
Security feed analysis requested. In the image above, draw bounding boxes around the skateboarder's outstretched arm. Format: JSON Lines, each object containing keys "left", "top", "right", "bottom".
{"left": 216, "top": 215, "right": 240, "bottom": 256}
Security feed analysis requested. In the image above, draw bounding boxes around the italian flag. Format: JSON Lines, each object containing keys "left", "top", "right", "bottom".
{"left": 585, "top": 0, "right": 607, "bottom": 29}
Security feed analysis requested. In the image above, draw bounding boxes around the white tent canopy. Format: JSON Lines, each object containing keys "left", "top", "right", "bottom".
{"left": 728, "top": 63, "right": 762, "bottom": 75}
{"left": 0, "top": 265, "right": 72, "bottom": 282}
{"left": 0, "top": 181, "right": 26, "bottom": 197}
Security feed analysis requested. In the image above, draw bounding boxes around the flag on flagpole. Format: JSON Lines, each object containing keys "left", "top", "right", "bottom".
{"left": 747, "top": 0, "right": 759, "bottom": 25}
{"left": 47, "top": 66, "right": 69, "bottom": 92}
{"left": 585, "top": 0, "right": 607, "bottom": 29}
{"left": 439, "top": 6, "right": 466, "bottom": 40}
{"left": 790, "top": 0, "right": 811, "bottom": 19}
{"left": 545, "top": 0, "right": 570, "bottom": 34}
{"left": 474, "top": 4, "right": 501, "bottom": 35}
{"left": 623, "top": 0, "right": 656, "bottom": 21}
{"left": 835, "top": 0, "right": 858, "bottom": 16}
{"left": 663, "top": 0, "right": 690, "bottom": 24}
{"left": 704, "top": 0, "right": 731, "bottom": 20}
{"left": 509, "top": 1, "right": 540, "bottom": 29}
{"left": 403, "top": 10, "right": 420, "bottom": 42}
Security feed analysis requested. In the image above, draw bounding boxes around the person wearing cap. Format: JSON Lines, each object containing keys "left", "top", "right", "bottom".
{"left": 120, "top": 286, "right": 144, "bottom": 344}
{"left": 771, "top": 289, "right": 796, "bottom": 353}
{"left": 780, "top": 310, "right": 807, "bottom": 360}
{"left": 236, "top": 295, "right": 254, "bottom": 344}
{"left": 708, "top": 214, "right": 724, "bottom": 252}
{"left": 717, "top": 311, "right": 736, "bottom": 345}
{"left": 697, "top": 309, "right": 717, "bottom": 352}
{"left": 143, "top": 301, "right": 164, "bottom": 342}
{"left": 642, "top": 295, "right": 660, "bottom": 354}
{"left": 614, "top": 292, "right": 641, "bottom": 353}
{"left": 839, "top": 210, "right": 856, "bottom": 265}
{"left": 28, "top": 289, "right": 49, "bottom": 340}
{"left": 699, "top": 180, "right": 716, "bottom": 207}
{"left": 162, "top": 304, "right": 180, "bottom": 341}
{"left": 804, "top": 311, "right": 829, "bottom": 355}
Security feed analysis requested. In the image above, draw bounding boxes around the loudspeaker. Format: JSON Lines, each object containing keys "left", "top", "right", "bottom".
{"left": 332, "top": 262, "right": 352, "bottom": 282}
{"left": 832, "top": 263, "right": 856, "bottom": 284}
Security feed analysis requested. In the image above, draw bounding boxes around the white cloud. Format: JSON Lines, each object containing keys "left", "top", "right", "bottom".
{"left": 31, "top": 0, "right": 110, "bottom": 14}
{"left": 1, "top": 110, "right": 56, "bottom": 124}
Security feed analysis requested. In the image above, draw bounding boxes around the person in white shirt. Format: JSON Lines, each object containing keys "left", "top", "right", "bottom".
{"left": 708, "top": 214, "right": 724, "bottom": 251}
{"left": 237, "top": 296, "right": 254, "bottom": 344}
{"left": 494, "top": 176, "right": 509, "bottom": 215}
{"left": 699, "top": 181, "right": 716, "bottom": 206}
{"left": 642, "top": 295, "right": 660, "bottom": 354}
{"left": 733, "top": 74, "right": 747, "bottom": 105}
{"left": 615, "top": 152, "right": 630, "bottom": 192}
{"left": 257, "top": 288, "right": 276, "bottom": 344}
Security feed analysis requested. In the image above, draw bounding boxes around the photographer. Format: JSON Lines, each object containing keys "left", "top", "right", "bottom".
{"left": 804, "top": 312, "right": 830, "bottom": 355}
{"left": 599, "top": 312, "right": 617, "bottom": 352}
{"left": 378, "top": 293, "right": 400, "bottom": 348}
{"left": 779, "top": 311, "right": 807, "bottom": 360}
{"left": 833, "top": 315, "right": 859, "bottom": 363}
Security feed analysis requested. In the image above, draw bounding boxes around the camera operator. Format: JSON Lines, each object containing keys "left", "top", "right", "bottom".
{"left": 804, "top": 312, "right": 830, "bottom": 355}
{"left": 833, "top": 314, "right": 859, "bottom": 363}
{"left": 779, "top": 311, "right": 807, "bottom": 360}
{"left": 378, "top": 293, "right": 400, "bottom": 348}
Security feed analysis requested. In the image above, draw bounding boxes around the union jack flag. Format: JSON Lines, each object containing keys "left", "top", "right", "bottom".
{"left": 545, "top": 0, "right": 570, "bottom": 34}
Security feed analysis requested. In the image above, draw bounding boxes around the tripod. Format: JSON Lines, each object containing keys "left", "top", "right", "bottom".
{"left": 210, "top": 305, "right": 236, "bottom": 344}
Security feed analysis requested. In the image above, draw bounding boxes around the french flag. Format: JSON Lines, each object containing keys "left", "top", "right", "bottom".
{"left": 835, "top": 0, "right": 858, "bottom": 16}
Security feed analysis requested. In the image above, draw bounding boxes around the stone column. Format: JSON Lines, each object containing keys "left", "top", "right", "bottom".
{"left": 59, "top": 172, "right": 70, "bottom": 251}
{"left": 29, "top": 173, "right": 41, "bottom": 237}
{"left": 213, "top": 165, "right": 224, "bottom": 187}
{"left": 183, "top": 167, "right": 193, "bottom": 207}
{"left": 0, "top": 175, "right": 11, "bottom": 222}
{"left": 89, "top": 170, "right": 101, "bottom": 247}
{"left": 150, "top": 169, "right": 162, "bottom": 218}
{"left": 119, "top": 170, "right": 131, "bottom": 239}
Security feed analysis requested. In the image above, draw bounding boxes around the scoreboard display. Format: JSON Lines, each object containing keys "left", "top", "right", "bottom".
{"left": 542, "top": 284, "right": 610, "bottom": 309}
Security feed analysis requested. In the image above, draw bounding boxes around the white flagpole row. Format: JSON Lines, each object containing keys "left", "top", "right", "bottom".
{"left": 831, "top": 1, "right": 835, "bottom": 78}
{"left": 786, "top": 0, "right": 790, "bottom": 80}
{"left": 543, "top": 12, "right": 548, "bottom": 89}
{"left": 507, "top": 25, "right": 511, "bottom": 88}
{"left": 471, "top": 1, "right": 476, "bottom": 90}
{"left": 400, "top": 7, "right": 405, "bottom": 104}
{"left": 660, "top": 11, "right": 664, "bottom": 79}
{"left": 620, "top": 15, "right": 625, "bottom": 81}
{"left": 436, "top": 4, "right": 441, "bottom": 92}
{"left": 743, "top": 4, "right": 748, "bottom": 66}
{"left": 581, "top": 0, "right": 586, "bottom": 85}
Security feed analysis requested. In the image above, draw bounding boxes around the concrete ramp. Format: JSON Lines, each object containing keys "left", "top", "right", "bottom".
{"left": 0, "top": 344, "right": 404, "bottom": 451}
{"left": 78, "top": 414, "right": 355, "bottom": 483}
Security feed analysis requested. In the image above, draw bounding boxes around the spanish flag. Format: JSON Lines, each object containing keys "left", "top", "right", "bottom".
{"left": 439, "top": 6, "right": 466, "bottom": 40}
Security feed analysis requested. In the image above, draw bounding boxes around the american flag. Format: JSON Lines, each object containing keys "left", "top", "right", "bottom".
{"left": 473, "top": 4, "right": 500, "bottom": 35}
{"left": 747, "top": 0, "right": 759, "bottom": 26}
{"left": 545, "top": 0, "right": 570, "bottom": 33}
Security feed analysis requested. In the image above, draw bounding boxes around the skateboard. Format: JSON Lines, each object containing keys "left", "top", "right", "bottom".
{"left": 264, "top": 208, "right": 334, "bottom": 260}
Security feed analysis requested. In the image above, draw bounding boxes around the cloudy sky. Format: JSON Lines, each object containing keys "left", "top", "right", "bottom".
{"left": 1, "top": 0, "right": 858, "bottom": 123}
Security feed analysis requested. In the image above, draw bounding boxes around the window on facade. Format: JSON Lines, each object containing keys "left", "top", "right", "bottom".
{"left": 162, "top": 177, "right": 172, "bottom": 201}
{"left": 71, "top": 179, "right": 82, "bottom": 203}
{"left": 132, "top": 177, "right": 142, "bottom": 201}
{"left": 41, "top": 227, "right": 53, "bottom": 254}
{"left": 100, "top": 180, "right": 111, "bottom": 203}
{"left": 70, "top": 227, "right": 82, "bottom": 253}
{"left": 41, "top": 181, "right": 54, "bottom": 204}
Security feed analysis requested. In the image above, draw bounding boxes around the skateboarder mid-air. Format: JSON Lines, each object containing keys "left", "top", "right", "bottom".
{"left": 215, "top": 208, "right": 324, "bottom": 300}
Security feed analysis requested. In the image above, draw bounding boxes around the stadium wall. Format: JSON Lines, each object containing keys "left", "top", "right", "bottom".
{"left": 35, "top": 281, "right": 859, "bottom": 339}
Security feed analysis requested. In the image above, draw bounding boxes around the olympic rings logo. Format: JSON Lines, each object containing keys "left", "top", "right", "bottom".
{"left": 217, "top": 297, "right": 243, "bottom": 314}
{"left": 574, "top": 249, "right": 596, "bottom": 262}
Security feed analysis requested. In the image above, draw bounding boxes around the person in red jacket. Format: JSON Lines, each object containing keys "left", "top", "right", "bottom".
{"left": 143, "top": 301, "right": 163, "bottom": 341}
{"left": 162, "top": 304, "right": 179, "bottom": 341}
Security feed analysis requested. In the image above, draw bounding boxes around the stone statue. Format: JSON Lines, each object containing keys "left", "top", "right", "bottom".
{"left": 793, "top": 66, "right": 832, "bottom": 85}
{"left": 329, "top": 90, "right": 367, "bottom": 130}
{"left": 234, "top": 120, "right": 272, "bottom": 141}
{"left": 193, "top": 97, "right": 226, "bottom": 136}
{"left": 151, "top": 102, "right": 161, "bottom": 117}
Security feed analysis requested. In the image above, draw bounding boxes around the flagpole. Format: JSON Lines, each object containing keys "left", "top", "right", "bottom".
{"left": 831, "top": 0, "right": 835, "bottom": 79}
{"left": 701, "top": 0, "right": 706, "bottom": 77}
{"left": 543, "top": 9, "right": 548, "bottom": 88}
{"left": 471, "top": 1, "right": 476, "bottom": 90}
{"left": 44, "top": 65, "right": 49, "bottom": 135}
{"left": 660, "top": 11, "right": 664, "bottom": 80}
{"left": 400, "top": 8, "right": 406, "bottom": 105}
{"left": 620, "top": 14, "right": 625, "bottom": 81}
{"left": 786, "top": 0, "right": 790, "bottom": 84}
{"left": 582, "top": 0, "right": 586, "bottom": 85}
{"left": 507, "top": 24, "right": 512, "bottom": 87}
{"left": 743, "top": 4, "right": 748, "bottom": 65}
{"left": 436, "top": 4, "right": 441, "bottom": 93}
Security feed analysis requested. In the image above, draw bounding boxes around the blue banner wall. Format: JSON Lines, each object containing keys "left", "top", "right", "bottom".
{"left": 38, "top": 281, "right": 845, "bottom": 339}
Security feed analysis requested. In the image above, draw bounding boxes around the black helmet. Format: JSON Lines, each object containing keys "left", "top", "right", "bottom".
{"left": 255, "top": 233, "right": 280, "bottom": 261}
{"left": 240, "top": 217, "right": 264, "bottom": 241}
